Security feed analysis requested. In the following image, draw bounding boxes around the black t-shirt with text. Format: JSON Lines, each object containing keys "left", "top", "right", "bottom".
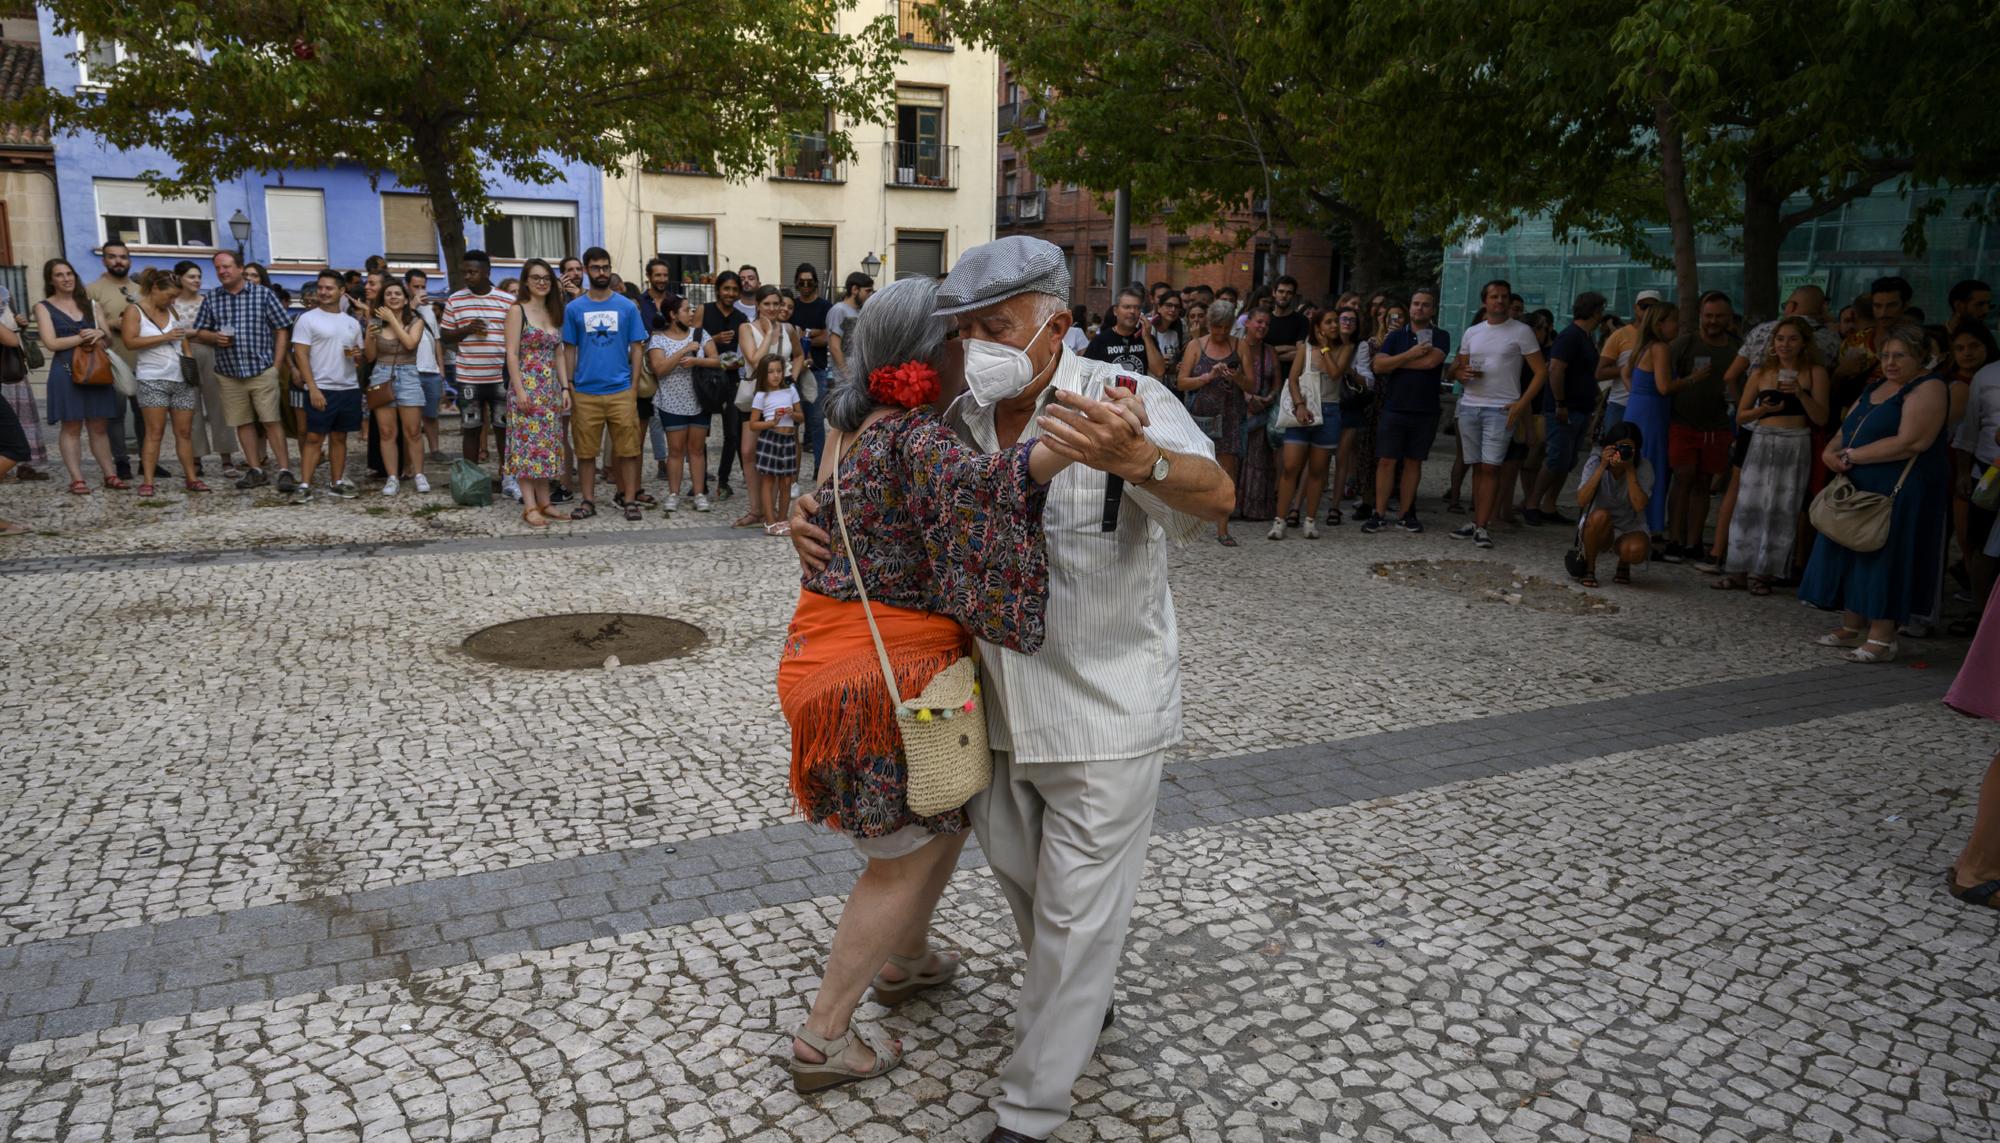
{"left": 1083, "top": 327, "right": 1151, "bottom": 376}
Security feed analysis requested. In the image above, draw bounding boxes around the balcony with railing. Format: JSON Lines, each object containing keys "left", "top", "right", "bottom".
{"left": 886, "top": 141, "right": 958, "bottom": 189}
{"left": 771, "top": 134, "right": 846, "bottom": 184}
{"left": 997, "top": 189, "right": 1046, "bottom": 227}
{"left": 647, "top": 157, "right": 721, "bottom": 178}
{"left": 996, "top": 102, "right": 1046, "bottom": 135}
{"left": 897, "top": 0, "right": 950, "bottom": 49}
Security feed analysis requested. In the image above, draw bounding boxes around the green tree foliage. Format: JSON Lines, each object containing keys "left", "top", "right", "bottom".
{"left": 939, "top": 0, "right": 1428, "bottom": 292}
{"left": 960, "top": 0, "right": 2000, "bottom": 316}
{"left": 18, "top": 0, "right": 898, "bottom": 286}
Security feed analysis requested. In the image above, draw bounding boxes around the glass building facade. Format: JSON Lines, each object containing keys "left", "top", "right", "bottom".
{"left": 1441, "top": 184, "right": 1999, "bottom": 327}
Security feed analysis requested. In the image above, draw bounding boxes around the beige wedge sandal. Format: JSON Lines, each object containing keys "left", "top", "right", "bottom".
{"left": 789, "top": 1025, "right": 903, "bottom": 1094}
{"left": 870, "top": 948, "right": 962, "bottom": 1008}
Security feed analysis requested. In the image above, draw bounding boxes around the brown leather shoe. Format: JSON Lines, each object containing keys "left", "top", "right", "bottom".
{"left": 985, "top": 1129, "right": 1046, "bottom": 1143}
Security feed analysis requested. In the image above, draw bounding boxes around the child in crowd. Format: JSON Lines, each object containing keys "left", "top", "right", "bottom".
{"left": 748, "top": 352, "right": 801, "bottom": 535}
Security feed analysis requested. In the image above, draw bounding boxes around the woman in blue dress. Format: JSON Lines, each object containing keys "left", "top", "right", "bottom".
{"left": 1798, "top": 321, "right": 1950, "bottom": 663}
{"left": 32, "top": 258, "right": 124, "bottom": 495}
{"left": 1624, "top": 300, "right": 1679, "bottom": 536}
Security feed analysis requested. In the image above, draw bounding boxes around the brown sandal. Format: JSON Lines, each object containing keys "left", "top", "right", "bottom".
{"left": 523, "top": 507, "right": 550, "bottom": 528}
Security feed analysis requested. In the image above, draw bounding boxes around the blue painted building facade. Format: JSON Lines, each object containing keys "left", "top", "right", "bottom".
{"left": 36, "top": 8, "right": 603, "bottom": 295}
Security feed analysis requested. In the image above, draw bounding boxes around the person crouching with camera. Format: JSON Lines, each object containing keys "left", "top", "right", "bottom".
{"left": 1569, "top": 422, "right": 1654, "bottom": 588}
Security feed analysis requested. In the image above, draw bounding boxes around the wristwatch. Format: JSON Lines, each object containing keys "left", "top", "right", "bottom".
{"left": 1141, "top": 449, "right": 1170, "bottom": 485}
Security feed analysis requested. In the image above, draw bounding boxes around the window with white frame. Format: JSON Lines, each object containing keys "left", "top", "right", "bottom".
{"left": 265, "top": 188, "right": 327, "bottom": 263}
{"left": 96, "top": 179, "right": 215, "bottom": 249}
{"left": 75, "top": 38, "right": 124, "bottom": 87}
{"left": 482, "top": 199, "right": 576, "bottom": 262}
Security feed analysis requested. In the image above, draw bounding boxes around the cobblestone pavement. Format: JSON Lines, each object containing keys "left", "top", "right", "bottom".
{"left": 3, "top": 446, "right": 1995, "bottom": 1141}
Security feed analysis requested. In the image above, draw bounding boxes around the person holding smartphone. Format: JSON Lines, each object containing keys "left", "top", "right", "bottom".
{"left": 1712, "top": 316, "right": 1827, "bottom": 594}
{"left": 1569, "top": 421, "right": 1653, "bottom": 588}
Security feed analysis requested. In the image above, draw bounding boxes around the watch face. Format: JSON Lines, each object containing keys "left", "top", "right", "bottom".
{"left": 1151, "top": 454, "right": 1170, "bottom": 482}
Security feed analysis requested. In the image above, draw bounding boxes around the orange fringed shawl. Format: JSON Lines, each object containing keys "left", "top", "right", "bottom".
{"left": 776, "top": 589, "right": 968, "bottom": 828}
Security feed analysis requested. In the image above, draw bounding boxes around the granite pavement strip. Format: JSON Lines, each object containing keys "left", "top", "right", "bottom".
{"left": 0, "top": 661, "right": 1948, "bottom": 1052}
{"left": 0, "top": 523, "right": 761, "bottom": 576}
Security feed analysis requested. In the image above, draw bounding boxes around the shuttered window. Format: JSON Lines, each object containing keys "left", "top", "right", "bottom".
{"left": 381, "top": 194, "right": 437, "bottom": 263}
{"left": 95, "top": 179, "right": 214, "bottom": 249}
{"left": 895, "top": 231, "right": 945, "bottom": 281}
{"left": 265, "top": 188, "right": 326, "bottom": 263}
{"left": 655, "top": 220, "right": 711, "bottom": 259}
{"left": 780, "top": 226, "right": 834, "bottom": 286}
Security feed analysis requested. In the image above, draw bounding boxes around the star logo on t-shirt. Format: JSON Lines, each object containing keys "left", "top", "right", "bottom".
{"left": 583, "top": 311, "right": 619, "bottom": 343}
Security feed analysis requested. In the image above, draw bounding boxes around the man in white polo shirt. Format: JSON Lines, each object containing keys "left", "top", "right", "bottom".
{"left": 1451, "top": 278, "right": 1547, "bottom": 549}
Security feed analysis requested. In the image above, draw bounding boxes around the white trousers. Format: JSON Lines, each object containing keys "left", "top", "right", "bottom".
{"left": 970, "top": 748, "right": 1166, "bottom": 1139}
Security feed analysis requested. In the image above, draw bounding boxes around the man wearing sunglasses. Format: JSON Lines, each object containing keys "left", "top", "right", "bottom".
{"left": 789, "top": 263, "right": 832, "bottom": 478}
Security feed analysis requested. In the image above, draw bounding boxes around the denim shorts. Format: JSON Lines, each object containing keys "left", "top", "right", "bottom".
{"left": 1544, "top": 409, "right": 1588, "bottom": 475}
{"left": 418, "top": 372, "right": 443, "bottom": 418}
{"left": 1283, "top": 401, "right": 1342, "bottom": 449}
{"left": 1457, "top": 404, "right": 1512, "bottom": 465}
{"left": 659, "top": 410, "right": 708, "bottom": 431}
{"left": 378, "top": 363, "right": 424, "bottom": 408}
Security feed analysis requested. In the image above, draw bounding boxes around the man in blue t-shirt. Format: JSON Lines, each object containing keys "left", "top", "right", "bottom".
{"left": 1363, "top": 287, "right": 1451, "bottom": 533}
{"left": 1526, "top": 291, "right": 1609, "bottom": 524}
{"left": 562, "top": 247, "right": 648, "bottom": 521}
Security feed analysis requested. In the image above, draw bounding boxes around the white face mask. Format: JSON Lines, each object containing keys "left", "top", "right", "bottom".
{"left": 962, "top": 312, "right": 1058, "bottom": 407}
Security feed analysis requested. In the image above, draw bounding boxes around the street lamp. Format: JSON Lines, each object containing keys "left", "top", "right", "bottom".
{"left": 861, "top": 251, "right": 881, "bottom": 279}
{"left": 228, "top": 209, "right": 251, "bottom": 257}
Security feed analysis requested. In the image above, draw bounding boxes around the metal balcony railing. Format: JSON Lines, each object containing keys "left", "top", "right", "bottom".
{"left": 887, "top": 141, "right": 958, "bottom": 189}
{"left": 897, "top": 0, "right": 950, "bottom": 48}
{"left": 772, "top": 134, "right": 846, "bottom": 183}
{"left": 997, "top": 102, "right": 1045, "bottom": 135}
{"left": 649, "top": 158, "right": 720, "bottom": 178}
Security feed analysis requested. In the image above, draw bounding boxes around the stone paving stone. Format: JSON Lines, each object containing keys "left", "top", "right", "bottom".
{"left": 2, "top": 706, "right": 1994, "bottom": 1141}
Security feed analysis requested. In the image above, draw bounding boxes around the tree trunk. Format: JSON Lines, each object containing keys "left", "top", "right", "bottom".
{"left": 1651, "top": 80, "right": 1700, "bottom": 308}
{"left": 1345, "top": 212, "right": 1398, "bottom": 297}
{"left": 1740, "top": 147, "right": 1785, "bottom": 324}
{"left": 413, "top": 132, "right": 469, "bottom": 291}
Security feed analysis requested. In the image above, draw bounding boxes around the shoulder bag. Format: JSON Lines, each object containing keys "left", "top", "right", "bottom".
{"left": 1806, "top": 396, "right": 1916, "bottom": 554}
{"left": 690, "top": 330, "right": 734, "bottom": 415}
{"left": 827, "top": 427, "right": 993, "bottom": 818}
{"left": 67, "top": 326, "right": 117, "bottom": 387}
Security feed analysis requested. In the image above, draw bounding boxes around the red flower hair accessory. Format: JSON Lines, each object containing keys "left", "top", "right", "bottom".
{"left": 868, "top": 361, "right": 942, "bottom": 409}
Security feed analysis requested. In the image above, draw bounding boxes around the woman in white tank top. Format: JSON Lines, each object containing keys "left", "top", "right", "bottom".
{"left": 121, "top": 268, "right": 206, "bottom": 495}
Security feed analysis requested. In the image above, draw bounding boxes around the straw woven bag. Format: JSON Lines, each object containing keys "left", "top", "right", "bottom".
{"left": 829, "top": 432, "right": 993, "bottom": 817}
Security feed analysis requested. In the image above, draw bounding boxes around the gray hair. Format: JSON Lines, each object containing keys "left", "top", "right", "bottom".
{"left": 825, "top": 276, "right": 948, "bottom": 433}
{"left": 1206, "top": 299, "right": 1236, "bottom": 328}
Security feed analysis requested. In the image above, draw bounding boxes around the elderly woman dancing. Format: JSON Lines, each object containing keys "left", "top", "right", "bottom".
{"left": 775, "top": 277, "right": 1092, "bottom": 1093}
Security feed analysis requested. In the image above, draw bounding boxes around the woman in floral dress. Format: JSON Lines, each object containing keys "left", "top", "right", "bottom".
{"left": 774, "top": 277, "right": 1106, "bottom": 1093}
{"left": 502, "top": 258, "right": 569, "bottom": 526}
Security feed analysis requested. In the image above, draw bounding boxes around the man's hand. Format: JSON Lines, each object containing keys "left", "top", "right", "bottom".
{"left": 308, "top": 387, "right": 326, "bottom": 412}
{"left": 464, "top": 318, "right": 488, "bottom": 337}
{"left": 790, "top": 493, "right": 832, "bottom": 573}
{"left": 1038, "top": 390, "right": 1151, "bottom": 478}
{"left": 1506, "top": 398, "right": 1531, "bottom": 429}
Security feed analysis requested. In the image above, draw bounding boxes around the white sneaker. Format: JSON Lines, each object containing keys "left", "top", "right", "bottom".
{"left": 663, "top": 492, "right": 680, "bottom": 512}
{"left": 382, "top": 476, "right": 400, "bottom": 497}
{"left": 1266, "top": 519, "right": 1285, "bottom": 541}
{"left": 1303, "top": 518, "right": 1320, "bottom": 540}
{"left": 413, "top": 473, "right": 431, "bottom": 494}
{"left": 693, "top": 493, "right": 712, "bottom": 513}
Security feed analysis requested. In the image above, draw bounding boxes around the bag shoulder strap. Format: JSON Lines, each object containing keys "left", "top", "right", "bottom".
{"left": 825, "top": 425, "right": 905, "bottom": 708}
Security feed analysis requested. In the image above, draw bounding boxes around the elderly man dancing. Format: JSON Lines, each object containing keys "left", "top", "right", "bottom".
{"left": 792, "top": 236, "right": 1234, "bottom": 1141}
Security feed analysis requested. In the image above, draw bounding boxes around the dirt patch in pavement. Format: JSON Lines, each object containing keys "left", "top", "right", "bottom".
{"left": 1373, "top": 559, "right": 1617, "bottom": 616}
{"left": 461, "top": 612, "right": 708, "bottom": 670}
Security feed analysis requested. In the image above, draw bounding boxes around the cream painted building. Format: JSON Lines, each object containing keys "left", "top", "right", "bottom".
{"left": 604, "top": 2, "right": 996, "bottom": 293}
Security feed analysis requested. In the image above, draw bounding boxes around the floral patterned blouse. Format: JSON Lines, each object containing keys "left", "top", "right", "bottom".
{"left": 793, "top": 408, "right": 1052, "bottom": 839}
{"left": 803, "top": 409, "right": 1051, "bottom": 650}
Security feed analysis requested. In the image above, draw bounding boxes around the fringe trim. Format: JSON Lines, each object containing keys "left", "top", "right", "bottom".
{"left": 786, "top": 639, "right": 966, "bottom": 825}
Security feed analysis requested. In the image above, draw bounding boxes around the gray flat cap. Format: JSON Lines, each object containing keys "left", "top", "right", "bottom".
{"left": 934, "top": 236, "right": 1071, "bottom": 316}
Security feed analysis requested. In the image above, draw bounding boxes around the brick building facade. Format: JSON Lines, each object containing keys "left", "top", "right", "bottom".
{"left": 994, "top": 70, "right": 1340, "bottom": 319}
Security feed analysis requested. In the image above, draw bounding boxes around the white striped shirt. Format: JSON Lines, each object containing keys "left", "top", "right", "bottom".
{"left": 945, "top": 349, "right": 1215, "bottom": 764}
